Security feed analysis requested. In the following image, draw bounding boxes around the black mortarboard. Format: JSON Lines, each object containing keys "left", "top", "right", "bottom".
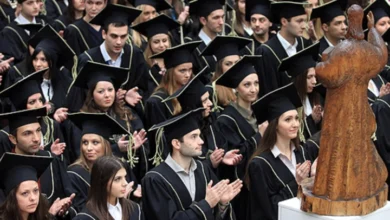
{"left": 163, "top": 67, "right": 208, "bottom": 111}
{"left": 129, "top": 0, "right": 172, "bottom": 11}
{"left": 68, "top": 112, "right": 129, "bottom": 140}
{"left": 150, "top": 41, "right": 201, "bottom": 69}
{"left": 363, "top": 0, "right": 390, "bottom": 29}
{"left": 89, "top": 4, "right": 142, "bottom": 26}
{"left": 0, "top": 152, "right": 53, "bottom": 196}
{"left": 310, "top": 0, "right": 347, "bottom": 24}
{"left": 149, "top": 107, "right": 203, "bottom": 143}
{"left": 270, "top": 1, "right": 308, "bottom": 23}
{"left": 131, "top": 14, "right": 180, "bottom": 39}
{"left": 72, "top": 61, "right": 129, "bottom": 90}
{"left": 0, "top": 68, "right": 48, "bottom": 110}
{"left": 245, "top": 0, "right": 271, "bottom": 21}
{"left": 189, "top": 0, "right": 224, "bottom": 18}
{"left": 200, "top": 36, "right": 251, "bottom": 61}
{"left": 215, "top": 55, "right": 260, "bottom": 88}
{"left": 0, "top": 107, "right": 47, "bottom": 132}
{"left": 17, "top": 23, "right": 44, "bottom": 37}
{"left": 252, "top": 83, "right": 302, "bottom": 124}
{"left": 278, "top": 42, "right": 320, "bottom": 78}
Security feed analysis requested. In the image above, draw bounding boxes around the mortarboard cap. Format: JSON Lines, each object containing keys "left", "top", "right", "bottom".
{"left": 215, "top": 55, "right": 260, "bottom": 88}
{"left": 189, "top": 0, "right": 224, "bottom": 18}
{"left": 131, "top": 14, "right": 180, "bottom": 39}
{"left": 71, "top": 61, "right": 129, "bottom": 90}
{"left": 90, "top": 4, "right": 142, "bottom": 26}
{"left": 129, "top": 0, "right": 172, "bottom": 11}
{"left": 252, "top": 83, "right": 302, "bottom": 124}
{"left": 245, "top": 0, "right": 271, "bottom": 21}
{"left": 150, "top": 41, "right": 201, "bottom": 69}
{"left": 363, "top": 0, "right": 390, "bottom": 28}
{"left": 278, "top": 42, "right": 320, "bottom": 78}
{"left": 163, "top": 67, "right": 208, "bottom": 111}
{"left": 68, "top": 112, "right": 129, "bottom": 140}
{"left": 0, "top": 152, "right": 53, "bottom": 196}
{"left": 310, "top": 0, "right": 347, "bottom": 24}
{"left": 0, "top": 107, "right": 47, "bottom": 132}
{"left": 18, "top": 23, "right": 44, "bottom": 37}
{"left": 0, "top": 68, "right": 48, "bottom": 110}
{"left": 200, "top": 36, "right": 251, "bottom": 61}
{"left": 270, "top": 1, "right": 308, "bottom": 23}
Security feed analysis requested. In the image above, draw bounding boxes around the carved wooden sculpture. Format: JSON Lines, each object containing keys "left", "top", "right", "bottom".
{"left": 300, "top": 5, "right": 388, "bottom": 215}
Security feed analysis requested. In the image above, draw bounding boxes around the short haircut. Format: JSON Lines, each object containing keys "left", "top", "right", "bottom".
{"left": 102, "top": 22, "right": 128, "bottom": 33}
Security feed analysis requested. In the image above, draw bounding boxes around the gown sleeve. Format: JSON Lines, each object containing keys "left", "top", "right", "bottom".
{"left": 67, "top": 166, "right": 89, "bottom": 213}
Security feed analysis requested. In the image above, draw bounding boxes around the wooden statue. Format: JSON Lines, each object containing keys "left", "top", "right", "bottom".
{"left": 300, "top": 5, "right": 388, "bottom": 216}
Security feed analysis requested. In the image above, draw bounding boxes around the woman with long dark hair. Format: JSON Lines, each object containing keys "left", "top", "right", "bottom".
{"left": 53, "top": 0, "right": 86, "bottom": 32}
{"left": 247, "top": 83, "right": 315, "bottom": 220}
{"left": 73, "top": 155, "right": 143, "bottom": 220}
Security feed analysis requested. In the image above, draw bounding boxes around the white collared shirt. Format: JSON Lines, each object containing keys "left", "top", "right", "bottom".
{"left": 198, "top": 29, "right": 213, "bottom": 45}
{"left": 243, "top": 24, "right": 253, "bottom": 36}
{"left": 41, "top": 79, "right": 53, "bottom": 102}
{"left": 15, "top": 14, "right": 36, "bottom": 35}
{"left": 368, "top": 80, "right": 380, "bottom": 97}
{"left": 64, "top": 0, "right": 69, "bottom": 6}
{"left": 271, "top": 145, "right": 297, "bottom": 177}
{"left": 108, "top": 200, "right": 122, "bottom": 220}
{"left": 277, "top": 32, "right": 298, "bottom": 57}
{"left": 323, "top": 36, "right": 335, "bottom": 47}
{"left": 304, "top": 96, "right": 313, "bottom": 116}
{"left": 100, "top": 42, "right": 124, "bottom": 67}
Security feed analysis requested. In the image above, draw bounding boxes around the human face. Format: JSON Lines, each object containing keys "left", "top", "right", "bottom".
{"left": 277, "top": 110, "right": 299, "bottom": 140}
{"left": 237, "top": 0, "right": 245, "bottom": 15}
{"left": 73, "top": 0, "right": 86, "bottom": 12}
{"left": 85, "top": 0, "right": 105, "bottom": 20}
{"left": 150, "top": 34, "right": 170, "bottom": 54}
{"left": 236, "top": 73, "right": 259, "bottom": 103}
{"left": 26, "top": 93, "right": 44, "bottom": 109}
{"left": 285, "top": 14, "right": 307, "bottom": 37}
{"left": 81, "top": 134, "right": 106, "bottom": 163}
{"left": 10, "top": 123, "right": 41, "bottom": 155}
{"left": 20, "top": 0, "right": 40, "bottom": 19}
{"left": 201, "top": 92, "right": 212, "bottom": 118}
{"left": 306, "top": 67, "right": 316, "bottom": 93}
{"left": 204, "top": 9, "right": 224, "bottom": 34}
{"left": 179, "top": 129, "right": 203, "bottom": 157}
{"left": 32, "top": 51, "right": 49, "bottom": 71}
{"left": 108, "top": 168, "right": 128, "bottom": 202}
{"left": 324, "top": 16, "right": 347, "bottom": 40}
{"left": 173, "top": 63, "right": 192, "bottom": 87}
{"left": 93, "top": 81, "right": 115, "bottom": 111}
{"left": 221, "top": 55, "right": 240, "bottom": 73}
{"left": 16, "top": 181, "right": 40, "bottom": 215}
{"left": 251, "top": 14, "right": 271, "bottom": 36}
{"left": 139, "top": 5, "right": 157, "bottom": 22}
{"left": 103, "top": 25, "right": 128, "bottom": 55}
{"left": 375, "top": 16, "right": 390, "bottom": 36}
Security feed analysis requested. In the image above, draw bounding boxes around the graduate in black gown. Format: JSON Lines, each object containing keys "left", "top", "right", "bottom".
{"left": 73, "top": 156, "right": 143, "bottom": 220}
{"left": 44, "top": 0, "right": 67, "bottom": 24}
{"left": 52, "top": 0, "right": 85, "bottom": 32}
{"left": 67, "top": 113, "right": 140, "bottom": 213}
{"left": 310, "top": 0, "right": 347, "bottom": 61}
{"left": 254, "top": 1, "right": 312, "bottom": 96}
{"left": 0, "top": 107, "right": 77, "bottom": 219}
{"left": 144, "top": 41, "right": 200, "bottom": 166}
{"left": 0, "top": 0, "right": 13, "bottom": 31}
{"left": 247, "top": 83, "right": 314, "bottom": 220}
{"left": 214, "top": 55, "right": 263, "bottom": 220}
{"left": 278, "top": 42, "right": 323, "bottom": 143}
{"left": 143, "top": 108, "right": 242, "bottom": 220}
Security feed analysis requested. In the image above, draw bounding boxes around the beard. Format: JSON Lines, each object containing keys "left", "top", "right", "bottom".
{"left": 179, "top": 143, "right": 202, "bottom": 158}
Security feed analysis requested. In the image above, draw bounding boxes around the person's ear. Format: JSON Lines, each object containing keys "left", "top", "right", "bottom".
{"left": 9, "top": 135, "right": 17, "bottom": 145}
{"left": 171, "top": 139, "right": 181, "bottom": 151}
{"left": 199, "top": 16, "right": 207, "bottom": 26}
{"left": 281, "top": 18, "right": 288, "bottom": 27}
{"left": 102, "top": 29, "right": 107, "bottom": 40}
{"left": 322, "top": 23, "right": 329, "bottom": 32}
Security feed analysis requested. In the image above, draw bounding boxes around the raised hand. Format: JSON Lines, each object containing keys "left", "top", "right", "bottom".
{"left": 125, "top": 87, "right": 142, "bottom": 107}
{"left": 116, "top": 88, "right": 127, "bottom": 106}
{"left": 210, "top": 148, "right": 224, "bottom": 168}
{"left": 296, "top": 160, "right": 311, "bottom": 185}
{"left": 205, "top": 180, "right": 229, "bottom": 208}
{"left": 51, "top": 138, "right": 66, "bottom": 156}
{"left": 53, "top": 108, "right": 68, "bottom": 123}
{"left": 222, "top": 149, "right": 243, "bottom": 166}
{"left": 49, "top": 193, "right": 75, "bottom": 216}
{"left": 133, "top": 129, "right": 147, "bottom": 150}
{"left": 219, "top": 179, "right": 243, "bottom": 205}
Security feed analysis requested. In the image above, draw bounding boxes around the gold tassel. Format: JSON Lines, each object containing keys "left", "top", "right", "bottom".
{"left": 71, "top": 55, "right": 78, "bottom": 80}
{"left": 298, "top": 107, "right": 306, "bottom": 143}
{"left": 149, "top": 127, "right": 164, "bottom": 166}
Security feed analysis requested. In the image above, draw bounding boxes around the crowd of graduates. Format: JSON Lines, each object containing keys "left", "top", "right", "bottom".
{"left": 0, "top": 0, "right": 389, "bottom": 219}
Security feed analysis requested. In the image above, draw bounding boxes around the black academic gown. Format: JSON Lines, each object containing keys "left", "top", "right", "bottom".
{"left": 43, "top": 68, "right": 73, "bottom": 114}
{"left": 142, "top": 160, "right": 236, "bottom": 220}
{"left": 0, "top": 20, "right": 45, "bottom": 63}
{"left": 368, "top": 75, "right": 387, "bottom": 105}
{"left": 249, "top": 33, "right": 276, "bottom": 53}
{"left": 318, "top": 37, "right": 331, "bottom": 61}
{"left": 73, "top": 202, "right": 144, "bottom": 220}
{"left": 53, "top": 15, "right": 71, "bottom": 32}
{"left": 146, "top": 64, "right": 163, "bottom": 100}
{"left": 2, "top": 58, "right": 29, "bottom": 88}
{"left": 45, "top": 0, "right": 67, "bottom": 24}
{"left": 0, "top": 4, "right": 13, "bottom": 32}
{"left": 247, "top": 146, "right": 313, "bottom": 220}
{"left": 254, "top": 36, "right": 312, "bottom": 96}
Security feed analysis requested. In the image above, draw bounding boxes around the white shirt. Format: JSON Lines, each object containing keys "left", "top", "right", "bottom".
{"left": 271, "top": 145, "right": 297, "bottom": 177}
{"left": 64, "top": 0, "right": 69, "bottom": 6}
{"left": 277, "top": 32, "right": 298, "bottom": 57}
{"left": 304, "top": 96, "right": 313, "bottom": 116}
{"left": 243, "top": 24, "right": 253, "bottom": 36}
{"left": 108, "top": 200, "right": 122, "bottom": 220}
{"left": 368, "top": 80, "right": 380, "bottom": 97}
{"left": 323, "top": 36, "right": 335, "bottom": 47}
{"left": 41, "top": 79, "right": 53, "bottom": 102}
{"left": 15, "top": 14, "right": 36, "bottom": 35}
{"left": 100, "top": 42, "right": 124, "bottom": 67}
{"left": 198, "top": 29, "right": 213, "bottom": 45}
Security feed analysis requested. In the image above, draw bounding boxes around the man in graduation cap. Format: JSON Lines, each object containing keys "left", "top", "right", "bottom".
{"left": 142, "top": 108, "right": 242, "bottom": 220}
{"left": 310, "top": 0, "right": 347, "bottom": 60}
{"left": 255, "top": 1, "right": 312, "bottom": 96}
{"left": 245, "top": 0, "right": 274, "bottom": 50}
{"left": 0, "top": 108, "right": 76, "bottom": 218}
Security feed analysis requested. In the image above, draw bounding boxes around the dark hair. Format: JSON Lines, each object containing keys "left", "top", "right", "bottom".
{"left": 0, "top": 184, "right": 52, "bottom": 220}
{"left": 65, "top": 0, "right": 86, "bottom": 24}
{"left": 292, "top": 69, "right": 321, "bottom": 114}
{"left": 102, "top": 22, "right": 128, "bottom": 33}
{"left": 86, "top": 156, "right": 135, "bottom": 220}
{"left": 245, "top": 116, "right": 300, "bottom": 189}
